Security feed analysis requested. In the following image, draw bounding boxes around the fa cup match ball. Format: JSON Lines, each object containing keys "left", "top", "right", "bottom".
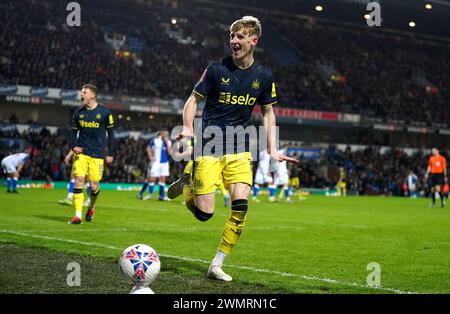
{"left": 119, "top": 244, "right": 161, "bottom": 291}
{"left": 129, "top": 286, "right": 155, "bottom": 294}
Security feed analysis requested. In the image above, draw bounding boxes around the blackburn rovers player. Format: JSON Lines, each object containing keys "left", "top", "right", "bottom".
{"left": 252, "top": 149, "right": 273, "bottom": 202}
{"left": 407, "top": 169, "right": 418, "bottom": 199}
{"left": 68, "top": 84, "right": 115, "bottom": 224}
{"left": 274, "top": 145, "right": 292, "bottom": 203}
{"left": 168, "top": 16, "right": 297, "bottom": 282}
{"left": 1, "top": 146, "right": 34, "bottom": 193}
{"left": 138, "top": 130, "right": 172, "bottom": 201}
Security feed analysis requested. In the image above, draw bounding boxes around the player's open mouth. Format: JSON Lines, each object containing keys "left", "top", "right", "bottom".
{"left": 232, "top": 46, "right": 241, "bottom": 54}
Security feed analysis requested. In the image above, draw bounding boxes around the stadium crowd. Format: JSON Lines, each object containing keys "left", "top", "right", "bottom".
{"left": 325, "top": 145, "right": 436, "bottom": 196}
{"left": 1, "top": 0, "right": 449, "bottom": 125}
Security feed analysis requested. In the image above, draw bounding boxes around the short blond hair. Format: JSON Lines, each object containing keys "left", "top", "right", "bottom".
{"left": 230, "top": 16, "right": 262, "bottom": 37}
{"left": 82, "top": 84, "right": 98, "bottom": 96}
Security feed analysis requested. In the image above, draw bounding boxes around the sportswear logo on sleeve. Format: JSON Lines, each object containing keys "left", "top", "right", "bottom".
{"left": 271, "top": 82, "right": 277, "bottom": 97}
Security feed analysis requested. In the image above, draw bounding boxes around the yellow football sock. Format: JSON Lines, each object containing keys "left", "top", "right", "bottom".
{"left": 73, "top": 188, "right": 84, "bottom": 218}
{"left": 219, "top": 199, "right": 247, "bottom": 254}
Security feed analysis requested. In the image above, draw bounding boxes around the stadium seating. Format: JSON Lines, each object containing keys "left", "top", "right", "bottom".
{"left": 1, "top": 0, "right": 449, "bottom": 124}
{"left": 1, "top": 0, "right": 449, "bottom": 195}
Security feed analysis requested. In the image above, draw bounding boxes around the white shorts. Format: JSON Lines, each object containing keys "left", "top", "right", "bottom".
{"left": 254, "top": 168, "right": 273, "bottom": 185}
{"left": 1, "top": 160, "right": 16, "bottom": 174}
{"left": 274, "top": 171, "right": 289, "bottom": 186}
{"left": 150, "top": 162, "right": 170, "bottom": 178}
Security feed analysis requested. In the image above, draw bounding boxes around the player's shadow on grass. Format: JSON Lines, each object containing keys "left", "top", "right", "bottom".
{"left": 34, "top": 215, "right": 68, "bottom": 223}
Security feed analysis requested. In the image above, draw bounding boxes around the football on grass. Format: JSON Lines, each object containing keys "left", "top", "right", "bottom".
{"left": 119, "top": 244, "right": 161, "bottom": 288}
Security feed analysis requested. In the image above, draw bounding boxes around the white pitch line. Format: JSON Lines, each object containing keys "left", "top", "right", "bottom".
{"left": 0, "top": 230, "right": 418, "bottom": 294}
{"left": 0, "top": 225, "right": 308, "bottom": 233}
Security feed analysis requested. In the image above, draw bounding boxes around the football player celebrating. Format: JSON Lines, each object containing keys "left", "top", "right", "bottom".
{"left": 169, "top": 16, "right": 297, "bottom": 282}
{"left": 68, "top": 84, "right": 115, "bottom": 224}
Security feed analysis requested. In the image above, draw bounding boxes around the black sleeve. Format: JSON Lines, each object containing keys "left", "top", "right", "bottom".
{"left": 107, "top": 127, "right": 115, "bottom": 157}
{"left": 70, "top": 111, "right": 79, "bottom": 149}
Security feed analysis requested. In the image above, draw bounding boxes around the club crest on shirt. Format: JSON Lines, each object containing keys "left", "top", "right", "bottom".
{"left": 251, "top": 79, "right": 260, "bottom": 90}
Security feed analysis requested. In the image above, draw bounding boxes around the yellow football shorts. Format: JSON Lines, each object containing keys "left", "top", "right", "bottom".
{"left": 289, "top": 177, "right": 300, "bottom": 188}
{"left": 192, "top": 152, "right": 253, "bottom": 195}
{"left": 72, "top": 153, "right": 104, "bottom": 182}
{"left": 184, "top": 160, "right": 194, "bottom": 175}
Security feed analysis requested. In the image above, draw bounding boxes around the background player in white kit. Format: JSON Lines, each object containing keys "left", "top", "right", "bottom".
{"left": 252, "top": 149, "right": 273, "bottom": 202}
{"left": 1, "top": 147, "right": 33, "bottom": 193}
{"left": 274, "top": 145, "right": 292, "bottom": 203}
{"left": 140, "top": 130, "right": 172, "bottom": 201}
{"left": 407, "top": 170, "right": 418, "bottom": 198}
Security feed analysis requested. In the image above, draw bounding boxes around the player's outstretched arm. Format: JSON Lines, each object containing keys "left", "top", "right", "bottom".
{"left": 261, "top": 104, "right": 298, "bottom": 164}
{"left": 176, "top": 92, "right": 202, "bottom": 142}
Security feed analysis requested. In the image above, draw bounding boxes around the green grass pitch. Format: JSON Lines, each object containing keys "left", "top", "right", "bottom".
{"left": 1, "top": 189, "right": 449, "bottom": 294}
